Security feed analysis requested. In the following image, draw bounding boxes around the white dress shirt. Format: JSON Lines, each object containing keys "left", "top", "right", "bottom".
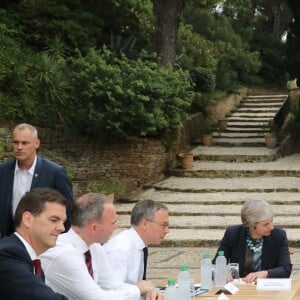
{"left": 41, "top": 228, "right": 140, "bottom": 300}
{"left": 12, "top": 156, "right": 37, "bottom": 214}
{"left": 104, "top": 228, "right": 146, "bottom": 284}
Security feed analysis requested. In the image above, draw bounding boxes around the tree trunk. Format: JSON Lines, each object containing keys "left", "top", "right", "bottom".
{"left": 152, "top": 0, "right": 184, "bottom": 68}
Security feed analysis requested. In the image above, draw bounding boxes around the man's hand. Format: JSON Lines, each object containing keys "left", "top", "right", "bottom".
{"left": 144, "top": 289, "right": 164, "bottom": 300}
{"left": 136, "top": 280, "right": 155, "bottom": 294}
{"left": 136, "top": 280, "right": 164, "bottom": 299}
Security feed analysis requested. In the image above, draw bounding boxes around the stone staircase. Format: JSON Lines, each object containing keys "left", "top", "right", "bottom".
{"left": 213, "top": 94, "right": 286, "bottom": 147}
{"left": 113, "top": 92, "right": 300, "bottom": 284}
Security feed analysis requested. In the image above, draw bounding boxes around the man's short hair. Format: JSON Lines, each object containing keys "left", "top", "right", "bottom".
{"left": 13, "top": 123, "right": 38, "bottom": 139}
{"left": 71, "top": 193, "right": 111, "bottom": 227}
{"left": 130, "top": 199, "right": 168, "bottom": 226}
{"left": 14, "top": 188, "right": 67, "bottom": 227}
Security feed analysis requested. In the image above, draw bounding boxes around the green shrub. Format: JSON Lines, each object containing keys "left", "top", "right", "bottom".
{"left": 69, "top": 48, "right": 196, "bottom": 139}
{"left": 90, "top": 181, "right": 124, "bottom": 193}
{"left": 189, "top": 67, "right": 216, "bottom": 93}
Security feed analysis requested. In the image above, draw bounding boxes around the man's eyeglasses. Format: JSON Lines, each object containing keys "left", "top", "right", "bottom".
{"left": 146, "top": 219, "right": 169, "bottom": 229}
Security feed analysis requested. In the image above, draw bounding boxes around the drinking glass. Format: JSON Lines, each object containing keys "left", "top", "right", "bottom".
{"left": 228, "top": 263, "right": 239, "bottom": 279}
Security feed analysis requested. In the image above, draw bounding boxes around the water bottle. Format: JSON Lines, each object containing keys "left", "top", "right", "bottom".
{"left": 178, "top": 264, "right": 192, "bottom": 300}
{"left": 165, "top": 279, "right": 178, "bottom": 300}
{"left": 200, "top": 253, "right": 213, "bottom": 290}
{"left": 215, "top": 250, "right": 227, "bottom": 287}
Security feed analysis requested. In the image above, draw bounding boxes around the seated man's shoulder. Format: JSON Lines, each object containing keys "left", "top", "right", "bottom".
{"left": 104, "top": 230, "right": 133, "bottom": 251}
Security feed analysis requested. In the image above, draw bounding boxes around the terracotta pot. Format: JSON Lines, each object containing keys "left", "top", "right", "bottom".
{"left": 179, "top": 153, "right": 193, "bottom": 169}
{"left": 265, "top": 134, "right": 277, "bottom": 149}
{"left": 218, "top": 119, "right": 228, "bottom": 132}
{"left": 202, "top": 133, "right": 213, "bottom": 146}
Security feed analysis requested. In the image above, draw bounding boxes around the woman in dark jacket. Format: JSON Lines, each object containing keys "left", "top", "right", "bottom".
{"left": 213, "top": 199, "right": 292, "bottom": 283}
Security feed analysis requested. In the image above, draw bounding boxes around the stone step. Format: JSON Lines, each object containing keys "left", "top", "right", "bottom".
{"left": 212, "top": 137, "right": 265, "bottom": 146}
{"left": 129, "top": 190, "right": 300, "bottom": 204}
{"left": 117, "top": 214, "right": 300, "bottom": 229}
{"left": 227, "top": 116, "right": 274, "bottom": 122}
{"left": 159, "top": 228, "right": 300, "bottom": 247}
{"left": 239, "top": 102, "right": 285, "bottom": 108}
{"left": 245, "top": 95, "right": 287, "bottom": 99}
{"left": 237, "top": 107, "right": 281, "bottom": 113}
{"left": 116, "top": 203, "right": 300, "bottom": 216}
{"left": 191, "top": 146, "right": 277, "bottom": 162}
{"left": 113, "top": 224, "right": 300, "bottom": 247}
{"left": 191, "top": 153, "right": 300, "bottom": 171}
{"left": 229, "top": 112, "right": 278, "bottom": 118}
{"left": 150, "top": 176, "right": 300, "bottom": 193}
{"left": 225, "top": 127, "right": 266, "bottom": 133}
{"left": 225, "top": 121, "right": 270, "bottom": 128}
{"left": 213, "top": 132, "right": 263, "bottom": 138}
{"left": 170, "top": 168, "right": 300, "bottom": 178}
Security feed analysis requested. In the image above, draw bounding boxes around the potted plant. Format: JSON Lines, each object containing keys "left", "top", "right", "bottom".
{"left": 178, "top": 152, "right": 194, "bottom": 169}
{"left": 90, "top": 181, "right": 124, "bottom": 202}
{"left": 199, "top": 120, "right": 216, "bottom": 146}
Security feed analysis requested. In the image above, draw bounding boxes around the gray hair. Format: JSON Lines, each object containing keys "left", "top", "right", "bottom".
{"left": 241, "top": 199, "right": 274, "bottom": 228}
{"left": 13, "top": 123, "right": 38, "bottom": 139}
{"left": 130, "top": 199, "right": 168, "bottom": 226}
{"left": 71, "top": 193, "right": 111, "bottom": 227}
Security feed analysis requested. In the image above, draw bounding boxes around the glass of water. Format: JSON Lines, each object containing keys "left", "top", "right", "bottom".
{"left": 228, "top": 263, "right": 239, "bottom": 280}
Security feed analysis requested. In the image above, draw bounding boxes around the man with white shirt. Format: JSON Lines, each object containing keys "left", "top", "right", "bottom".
{"left": 41, "top": 193, "right": 162, "bottom": 300}
{"left": 0, "top": 123, "right": 74, "bottom": 237}
{"left": 0, "top": 187, "right": 68, "bottom": 299}
{"left": 104, "top": 200, "right": 169, "bottom": 285}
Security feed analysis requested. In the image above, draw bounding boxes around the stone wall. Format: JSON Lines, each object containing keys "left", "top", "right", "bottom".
{"left": 40, "top": 138, "right": 169, "bottom": 200}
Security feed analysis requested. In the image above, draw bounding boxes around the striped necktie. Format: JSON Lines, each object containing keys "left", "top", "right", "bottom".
{"left": 84, "top": 250, "right": 94, "bottom": 278}
{"left": 142, "top": 247, "right": 148, "bottom": 280}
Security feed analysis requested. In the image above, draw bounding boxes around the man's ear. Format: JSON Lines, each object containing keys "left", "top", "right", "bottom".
{"left": 141, "top": 218, "right": 148, "bottom": 229}
{"left": 22, "top": 211, "right": 33, "bottom": 229}
{"left": 35, "top": 138, "right": 40, "bottom": 149}
{"left": 90, "top": 221, "right": 101, "bottom": 232}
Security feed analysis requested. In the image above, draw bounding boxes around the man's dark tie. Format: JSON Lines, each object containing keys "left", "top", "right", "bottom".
{"left": 142, "top": 247, "right": 148, "bottom": 280}
{"left": 32, "top": 259, "right": 45, "bottom": 281}
{"left": 84, "top": 250, "right": 94, "bottom": 278}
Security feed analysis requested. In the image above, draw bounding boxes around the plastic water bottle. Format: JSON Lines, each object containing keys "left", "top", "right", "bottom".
{"left": 200, "top": 253, "right": 213, "bottom": 290}
{"left": 165, "top": 279, "right": 178, "bottom": 300}
{"left": 215, "top": 250, "right": 227, "bottom": 287}
{"left": 178, "top": 264, "right": 192, "bottom": 300}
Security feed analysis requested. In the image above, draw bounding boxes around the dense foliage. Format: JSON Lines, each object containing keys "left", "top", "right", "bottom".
{"left": 69, "top": 48, "right": 195, "bottom": 139}
{"left": 0, "top": 0, "right": 295, "bottom": 141}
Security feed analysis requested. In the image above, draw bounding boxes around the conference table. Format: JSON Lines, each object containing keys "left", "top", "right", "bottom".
{"left": 195, "top": 278, "right": 300, "bottom": 299}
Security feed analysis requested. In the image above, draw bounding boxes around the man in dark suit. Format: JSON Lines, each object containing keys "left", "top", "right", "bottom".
{"left": 0, "top": 123, "right": 74, "bottom": 237}
{"left": 0, "top": 187, "right": 68, "bottom": 299}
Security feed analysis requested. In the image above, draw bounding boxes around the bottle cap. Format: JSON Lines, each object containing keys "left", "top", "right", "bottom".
{"left": 218, "top": 250, "right": 224, "bottom": 256}
{"left": 167, "top": 279, "right": 176, "bottom": 286}
{"left": 203, "top": 253, "right": 209, "bottom": 258}
{"left": 180, "top": 264, "right": 188, "bottom": 271}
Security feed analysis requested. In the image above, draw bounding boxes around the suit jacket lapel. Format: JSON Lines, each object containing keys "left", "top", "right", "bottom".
{"left": 238, "top": 226, "right": 247, "bottom": 276}
{"left": 30, "top": 156, "right": 41, "bottom": 189}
